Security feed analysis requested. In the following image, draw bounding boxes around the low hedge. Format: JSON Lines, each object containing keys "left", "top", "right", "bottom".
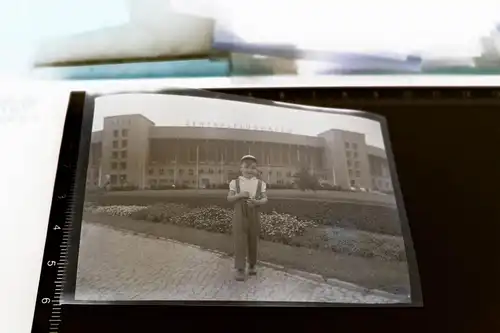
{"left": 290, "top": 227, "right": 406, "bottom": 262}
{"left": 130, "top": 203, "right": 190, "bottom": 222}
{"left": 86, "top": 195, "right": 402, "bottom": 235}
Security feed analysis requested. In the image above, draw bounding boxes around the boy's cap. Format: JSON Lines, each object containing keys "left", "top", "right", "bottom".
{"left": 240, "top": 155, "right": 257, "bottom": 163}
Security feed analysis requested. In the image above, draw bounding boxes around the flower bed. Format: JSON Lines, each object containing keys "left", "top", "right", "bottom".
{"left": 92, "top": 203, "right": 316, "bottom": 244}
{"left": 260, "top": 211, "right": 316, "bottom": 244}
{"left": 170, "top": 206, "right": 233, "bottom": 234}
{"left": 85, "top": 203, "right": 404, "bottom": 261}
{"left": 86, "top": 194, "right": 402, "bottom": 235}
{"left": 84, "top": 204, "right": 147, "bottom": 217}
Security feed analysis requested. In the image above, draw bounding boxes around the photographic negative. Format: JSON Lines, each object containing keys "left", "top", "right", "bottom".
{"left": 71, "top": 91, "right": 420, "bottom": 304}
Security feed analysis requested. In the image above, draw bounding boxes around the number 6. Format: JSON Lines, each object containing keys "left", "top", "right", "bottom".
{"left": 41, "top": 298, "right": 51, "bottom": 304}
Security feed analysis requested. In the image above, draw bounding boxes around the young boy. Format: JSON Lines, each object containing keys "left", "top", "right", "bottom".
{"left": 227, "top": 155, "right": 268, "bottom": 281}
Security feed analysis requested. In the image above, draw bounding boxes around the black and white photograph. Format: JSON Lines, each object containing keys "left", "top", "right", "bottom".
{"left": 75, "top": 92, "right": 419, "bottom": 304}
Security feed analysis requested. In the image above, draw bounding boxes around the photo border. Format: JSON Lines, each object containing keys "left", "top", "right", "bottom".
{"left": 61, "top": 88, "right": 422, "bottom": 307}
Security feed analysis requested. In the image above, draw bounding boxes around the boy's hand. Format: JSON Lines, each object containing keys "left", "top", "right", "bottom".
{"left": 246, "top": 199, "right": 259, "bottom": 207}
{"left": 238, "top": 191, "right": 250, "bottom": 199}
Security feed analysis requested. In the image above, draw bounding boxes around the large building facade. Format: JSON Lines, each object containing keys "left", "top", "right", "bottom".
{"left": 87, "top": 114, "right": 393, "bottom": 192}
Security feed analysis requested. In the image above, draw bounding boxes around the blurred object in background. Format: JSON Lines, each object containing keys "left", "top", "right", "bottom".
{"left": 33, "top": 58, "right": 230, "bottom": 80}
{"left": 230, "top": 54, "right": 298, "bottom": 76}
{"left": 295, "top": 56, "right": 423, "bottom": 75}
{"left": 33, "top": 0, "right": 218, "bottom": 69}
{"left": 0, "top": 0, "right": 33, "bottom": 78}
{"left": 182, "top": 0, "right": 500, "bottom": 75}
{"left": 474, "top": 25, "right": 500, "bottom": 69}
{"left": 213, "top": 24, "right": 423, "bottom": 74}
{"left": 29, "top": 0, "right": 500, "bottom": 79}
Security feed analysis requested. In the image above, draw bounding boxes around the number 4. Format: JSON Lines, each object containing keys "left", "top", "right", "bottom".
{"left": 53, "top": 225, "right": 61, "bottom": 231}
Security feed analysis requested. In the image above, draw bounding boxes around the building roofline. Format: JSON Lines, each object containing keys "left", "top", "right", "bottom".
{"left": 149, "top": 126, "right": 325, "bottom": 146}
{"left": 366, "top": 144, "right": 387, "bottom": 158}
{"left": 90, "top": 125, "right": 387, "bottom": 156}
{"left": 152, "top": 126, "right": 318, "bottom": 139}
{"left": 104, "top": 114, "right": 155, "bottom": 125}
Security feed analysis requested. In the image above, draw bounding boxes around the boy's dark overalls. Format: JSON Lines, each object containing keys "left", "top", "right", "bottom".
{"left": 232, "top": 178, "right": 263, "bottom": 270}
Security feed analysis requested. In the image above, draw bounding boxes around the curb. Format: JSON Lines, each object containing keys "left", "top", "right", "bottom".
{"left": 283, "top": 268, "right": 326, "bottom": 284}
{"left": 86, "top": 222, "right": 409, "bottom": 302}
{"left": 325, "top": 277, "right": 408, "bottom": 302}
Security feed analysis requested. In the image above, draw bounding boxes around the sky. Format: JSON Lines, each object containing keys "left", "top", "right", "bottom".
{"left": 93, "top": 93, "right": 386, "bottom": 149}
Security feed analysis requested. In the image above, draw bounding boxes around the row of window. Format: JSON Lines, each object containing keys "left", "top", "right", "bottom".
{"left": 112, "top": 150, "right": 128, "bottom": 159}
{"left": 110, "top": 118, "right": 132, "bottom": 126}
{"left": 348, "top": 169, "right": 361, "bottom": 178}
{"left": 148, "top": 179, "right": 295, "bottom": 186}
{"left": 347, "top": 160, "right": 360, "bottom": 168}
{"left": 109, "top": 174, "right": 127, "bottom": 184}
{"left": 150, "top": 168, "right": 197, "bottom": 176}
{"left": 113, "top": 129, "right": 129, "bottom": 138}
{"left": 148, "top": 168, "right": 294, "bottom": 177}
{"left": 372, "top": 178, "right": 391, "bottom": 189}
{"left": 112, "top": 139, "right": 128, "bottom": 149}
{"left": 346, "top": 151, "right": 358, "bottom": 158}
{"left": 111, "top": 162, "right": 127, "bottom": 170}
{"left": 345, "top": 142, "right": 358, "bottom": 150}
{"left": 151, "top": 179, "right": 196, "bottom": 185}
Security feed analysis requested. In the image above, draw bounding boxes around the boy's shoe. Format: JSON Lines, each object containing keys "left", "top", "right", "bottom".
{"left": 248, "top": 265, "right": 257, "bottom": 276}
{"left": 235, "top": 269, "right": 246, "bottom": 281}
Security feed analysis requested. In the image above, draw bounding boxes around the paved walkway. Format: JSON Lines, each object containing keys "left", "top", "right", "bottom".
{"left": 76, "top": 222, "right": 400, "bottom": 303}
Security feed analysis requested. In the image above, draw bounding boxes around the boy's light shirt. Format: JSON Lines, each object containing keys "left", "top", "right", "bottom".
{"left": 229, "top": 176, "right": 267, "bottom": 199}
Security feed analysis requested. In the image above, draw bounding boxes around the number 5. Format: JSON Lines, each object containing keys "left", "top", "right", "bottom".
{"left": 47, "top": 261, "right": 57, "bottom": 266}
